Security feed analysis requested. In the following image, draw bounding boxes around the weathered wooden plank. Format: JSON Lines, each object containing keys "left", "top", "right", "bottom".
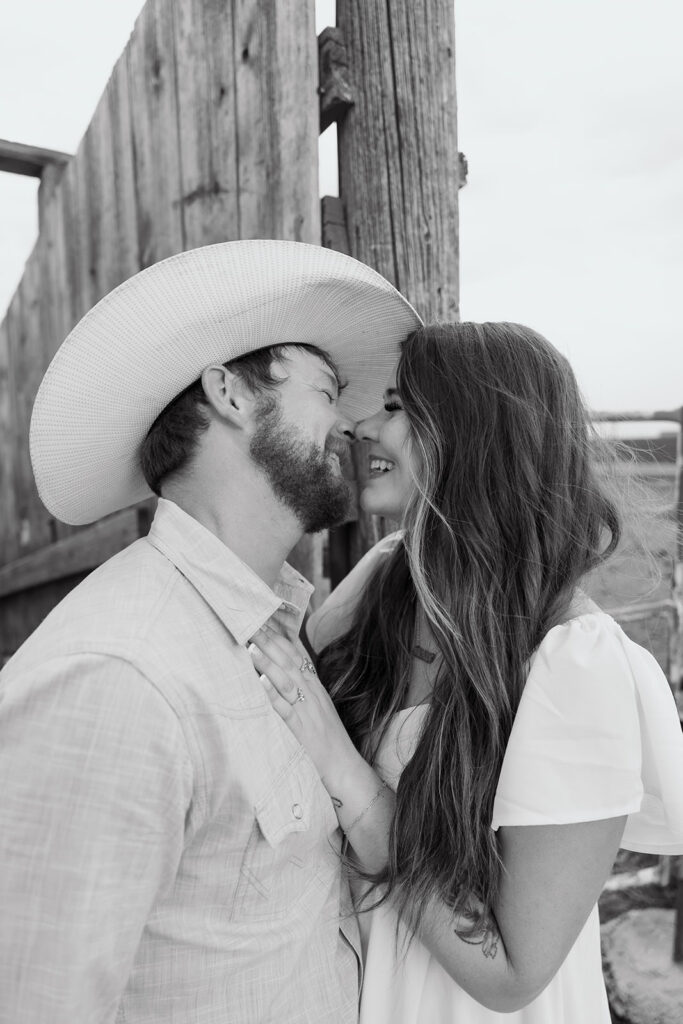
{"left": 51, "top": 156, "right": 85, "bottom": 334}
{"left": 37, "top": 162, "right": 68, "bottom": 232}
{"left": 321, "top": 195, "right": 350, "bottom": 255}
{"left": 7, "top": 246, "right": 54, "bottom": 557}
{"left": 336, "top": 0, "right": 459, "bottom": 321}
{"left": 39, "top": 170, "right": 76, "bottom": 360}
{"left": 127, "top": 0, "right": 185, "bottom": 267}
{"left": 81, "top": 85, "right": 123, "bottom": 303}
{"left": 0, "top": 137, "right": 71, "bottom": 178}
{"left": 37, "top": 160, "right": 87, "bottom": 545}
{"left": 107, "top": 54, "right": 141, "bottom": 286}
{"left": 318, "top": 27, "right": 354, "bottom": 133}
{"left": 0, "top": 317, "right": 18, "bottom": 566}
{"left": 233, "top": 0, "right": 319, "bottom": 242}
{"left": 173, "top": 0, "right": 240, "bottom": 249}
{"left": 0, "top": 506, "right": 147, "bottom": 601}
{"left": 68, "top": 132, "right": 98, "bottom": 323}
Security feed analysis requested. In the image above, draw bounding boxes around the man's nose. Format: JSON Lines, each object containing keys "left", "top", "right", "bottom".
{"left": 332, "top": 413, "right": 356, "bottom": 441}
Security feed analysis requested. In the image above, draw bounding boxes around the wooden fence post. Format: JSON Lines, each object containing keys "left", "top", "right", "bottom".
{"left": 326, "top": 0, "right": 460, "bottom": 581}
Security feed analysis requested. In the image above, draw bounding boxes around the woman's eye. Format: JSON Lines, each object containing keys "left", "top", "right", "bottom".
{"left": 384, "top": 401, "right": 402, "bottom": 412}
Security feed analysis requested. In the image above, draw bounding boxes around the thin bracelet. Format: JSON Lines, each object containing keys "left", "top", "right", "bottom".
{"left": 344, "top": 779, "right": 390, "bottom": 835}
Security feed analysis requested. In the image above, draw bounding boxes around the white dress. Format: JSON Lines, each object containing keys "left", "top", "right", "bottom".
{"left": 307, "top": 534, "right": 683, "bottom": 1024}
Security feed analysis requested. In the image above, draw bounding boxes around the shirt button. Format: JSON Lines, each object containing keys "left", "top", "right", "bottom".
{"left": 292, "top": 803, "right": 303, "bottom": 819}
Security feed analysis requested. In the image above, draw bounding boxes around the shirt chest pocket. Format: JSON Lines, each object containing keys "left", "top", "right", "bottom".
{"left": 232, "top": 758, "right": 339, "bottom": 921}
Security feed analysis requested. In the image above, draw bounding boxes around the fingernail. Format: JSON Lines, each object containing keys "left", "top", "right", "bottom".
{"left": 247, "top": 643, "right": 259, "bottom": 656}
{"left": 259, "top": 674, "right": 270, "bottom": 684}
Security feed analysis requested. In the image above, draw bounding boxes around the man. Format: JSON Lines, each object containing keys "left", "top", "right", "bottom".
{"left": 0, "top": 240, "right": 421, "bottom": 1023}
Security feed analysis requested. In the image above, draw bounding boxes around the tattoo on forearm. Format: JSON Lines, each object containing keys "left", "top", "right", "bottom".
{"left": 455, "top": 900, "right": 500, "bottom": 960}
{"left": 458, "top": 927, "right": 499, "bottom": 959}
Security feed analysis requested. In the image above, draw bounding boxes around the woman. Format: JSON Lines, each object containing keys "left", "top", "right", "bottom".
{"left": 248, "top": 322, "right": 683, "bottom": 1023}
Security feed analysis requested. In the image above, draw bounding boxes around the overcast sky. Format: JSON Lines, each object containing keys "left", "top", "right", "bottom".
{"left": 1, "top": 0, "right": 681, "bottom": 417}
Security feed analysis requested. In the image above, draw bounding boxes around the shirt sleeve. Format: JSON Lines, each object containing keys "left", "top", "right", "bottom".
{"left": 0, "top": 653, "right": 193, "bottom": 1024}
{"left": 307, "top": 531, "right": 404, "bottom": 653}
{"left": 492, "top": 614, "right": 644, "bottom": 830}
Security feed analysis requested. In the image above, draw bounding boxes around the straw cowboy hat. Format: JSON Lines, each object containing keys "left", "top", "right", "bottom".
{"left": 30, "top": 240, "right": 422, "bottom": 526}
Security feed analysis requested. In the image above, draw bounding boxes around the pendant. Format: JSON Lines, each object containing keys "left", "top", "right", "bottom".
{"left": 412, "top": 644, "right": 436, "bottom": 664}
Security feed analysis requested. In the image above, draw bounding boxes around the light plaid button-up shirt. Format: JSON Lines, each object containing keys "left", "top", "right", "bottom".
{"left": 0, "top": 499, "right": 360, "bottom": 1024}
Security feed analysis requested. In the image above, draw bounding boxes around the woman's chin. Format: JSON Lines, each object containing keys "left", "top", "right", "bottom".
{"left": 359, "top": 488, "right": 402, "bottom": 521}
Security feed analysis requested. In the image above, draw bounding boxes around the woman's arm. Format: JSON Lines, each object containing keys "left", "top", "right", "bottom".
{"left": 248, "top": 625, "right": 625, "bottom": 1011}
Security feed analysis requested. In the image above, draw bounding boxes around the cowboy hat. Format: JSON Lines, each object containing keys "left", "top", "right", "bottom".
{"left": 30, "top": 240, "right": 422, "bottom": 525}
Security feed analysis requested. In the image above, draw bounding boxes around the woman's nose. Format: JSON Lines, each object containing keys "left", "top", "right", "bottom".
{"left": 354, "top": 411, "right": 381, "bottom": 442}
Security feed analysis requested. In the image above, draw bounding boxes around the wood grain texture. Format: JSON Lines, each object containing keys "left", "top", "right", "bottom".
{"left": 336, "top": 0, "right": 459, "bottom": 322}
{"left": 82, "top": 76, "right": 125, "bottom": 304}
{"left": 0, "top": 317, "right": 18, "bottom": 566}
{"left": 8, "top": 248, "right": 53, "bottom": 557}
{"left": 234, "top": 0, "right": 319, "bottom": 241}
{"left": 107, "top": 55, "right": 141, "bottom": 287}
{"left": 318, "top": 27, "right": 354, "bottom": 132}
{"left": 36, "top": 169, "right": 71, "bottom": 354}
{"left": 127, "top": 0, "right": 185, "bottom": 267}
{"left": 173, "top": 0, "right": 240, "bottom": 249}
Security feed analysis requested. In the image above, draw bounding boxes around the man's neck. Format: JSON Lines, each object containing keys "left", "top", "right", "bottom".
{"left": 162, "top": 481, "right": 303, "bottom": 589}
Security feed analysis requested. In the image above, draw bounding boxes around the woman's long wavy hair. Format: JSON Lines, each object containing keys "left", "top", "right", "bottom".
{"left": 319, "top": 322, "right": 622, "bottom": 941}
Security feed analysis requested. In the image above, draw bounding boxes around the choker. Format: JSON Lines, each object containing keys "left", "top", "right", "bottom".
{"left": 411, "top": 644, "right": 436, "bottom": 664}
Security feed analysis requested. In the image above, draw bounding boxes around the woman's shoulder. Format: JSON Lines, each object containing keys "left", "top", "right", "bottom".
{"left": 493, "top": 592, "right": 683, "bottom": 851}
{"left": 526, "top": 592, "right": 658, "bottom": 730}
{"left": 306, "top": 531, "right": 404, "bottom": 653}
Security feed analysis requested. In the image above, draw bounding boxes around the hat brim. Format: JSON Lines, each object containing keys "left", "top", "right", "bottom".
{"left": 30, "top": 240, "right": 422, "bottom": 525}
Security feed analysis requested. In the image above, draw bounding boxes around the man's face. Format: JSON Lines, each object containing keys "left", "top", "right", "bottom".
{"left": 248, "top": 348, "right": 353, "bottom": 533}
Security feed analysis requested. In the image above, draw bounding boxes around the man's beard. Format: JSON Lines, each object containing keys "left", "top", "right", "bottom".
{"left": 249, "top": 396, "right": 352, "bottom": 533}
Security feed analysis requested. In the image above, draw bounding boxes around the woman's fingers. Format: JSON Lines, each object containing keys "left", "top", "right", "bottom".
{"left": 248, "top": 643, "right": 297, "bottom": 703}
{"left": 247, "top": 625, "right": 318, "bottom": 706}
{"left": 258, "top": 671, "right": 299, "bottom": 720}
{"left": 254, "top": 624, "right": 316, "bottom": 675}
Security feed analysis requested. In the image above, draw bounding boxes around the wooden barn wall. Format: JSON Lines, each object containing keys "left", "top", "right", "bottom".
{"left": 0, "top": 0, "right": 319, "bottom": 658}
{"left": 0, "top": 0, "right": 462, "bottom": 659}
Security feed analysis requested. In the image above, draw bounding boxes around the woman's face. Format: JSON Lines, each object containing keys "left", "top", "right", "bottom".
{"left": 354, "top": 372, "right": 419, "bottom": 520}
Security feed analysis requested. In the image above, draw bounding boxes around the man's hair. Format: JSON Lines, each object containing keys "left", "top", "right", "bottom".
{"left": 139, "top": 344, "right": 342, "bottom": 495}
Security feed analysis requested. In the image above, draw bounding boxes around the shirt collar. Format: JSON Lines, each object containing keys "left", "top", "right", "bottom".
{"left": 146, "top": 498, "right": 314, "bottom": 645}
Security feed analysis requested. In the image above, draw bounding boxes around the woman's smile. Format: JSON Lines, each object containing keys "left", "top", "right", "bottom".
{"left": 368, "top": 454, "right": 397, "bottom": 476}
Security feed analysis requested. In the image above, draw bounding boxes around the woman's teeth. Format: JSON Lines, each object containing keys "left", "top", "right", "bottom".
{"left": 370, "top": 458, "right": 395, "bottom": 473}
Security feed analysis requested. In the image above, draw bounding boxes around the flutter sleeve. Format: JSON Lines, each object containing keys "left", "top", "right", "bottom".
{"left": 306, "top": 531, "right": 403, "bottom": 654}
{"left": 491, "top": 612, "right": 683, "bottom": 854}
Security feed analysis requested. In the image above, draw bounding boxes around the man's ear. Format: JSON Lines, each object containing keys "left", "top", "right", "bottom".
{"left": 200, "top": 365, "right": 256, "bottom": 427}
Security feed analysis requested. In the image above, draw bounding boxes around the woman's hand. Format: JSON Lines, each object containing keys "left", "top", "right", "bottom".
{"left": 247, "top": 624, "right": 364, "bottom": 790}
{"left": 249, "top": 624, "right": 396, "bottom": 873}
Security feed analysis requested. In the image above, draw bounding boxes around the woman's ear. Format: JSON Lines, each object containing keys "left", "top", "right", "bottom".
{"left": 200, "top": 365, "right": 256, "bottom": 427}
